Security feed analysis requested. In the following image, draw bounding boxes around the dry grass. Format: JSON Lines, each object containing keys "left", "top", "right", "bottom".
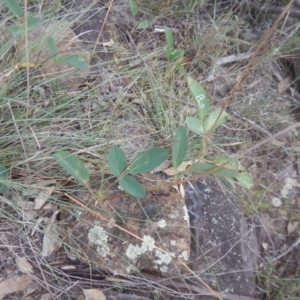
{"left": 0, "top": 0, "right": 300, "bottom": 299}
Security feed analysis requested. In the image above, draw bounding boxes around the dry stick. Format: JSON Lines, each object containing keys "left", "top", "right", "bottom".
{"left": 63, "top": 192, "right": 223, "bottom": 300}
{"left": 237, "top": 121, "right": 300, "bottom": 157}
{"left": 89, "top": 0, "right": 114, "bottom": 64}
{"left": 206, "top": 0, "right": 295, "bottom": 142}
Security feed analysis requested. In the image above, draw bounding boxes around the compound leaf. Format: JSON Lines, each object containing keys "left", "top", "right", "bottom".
{"left": 119, "top": 175, "right": 145, "bottom": 198}
{"left": 172, "top": 126, "right": 188, "bottom": 168}
{"left": 53, "top": 150, "right": 90, "bottom": 186}
{"left": 108, "top": 146, "right": 127, "bottom": 177}
{"left": 130, "top": 148, "right": 168, "bottom": 174}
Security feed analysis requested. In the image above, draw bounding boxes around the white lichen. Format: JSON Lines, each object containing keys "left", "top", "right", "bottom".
{"left": 141, "top": 235, "right": 155, "bottom": 251}
{"left": 170, "top": 240, "right": 176, "bottom": 246}
{"left": 169, "top": 209, "right": 179, "bottom": 219}
{"left": 160, "top": 265, "right": 169, "bottom": 273}
{"left": 88, "top": 226, "right": 108, "bottom": 245}
{"left": 96, "top": 245, "right": 110, "bottom": 257}
{"left": 154, "top": 250, "right": 173, "bottom": 265}
{"left": 183, "top": 205, "right": 190, "bottom": 226}
{"left": 157, "top": 219, "right": 166, "bottom": 228}
{"left": 179, "top": 251, "right": 189, "bottom": 261}
{"left": 126, "top": 244, "right": 142, "bottom": 260}
{"left": 126, "top": 265, "right": 136, "bottom": 273}
{"left": 204, "top": 187, "right": 212, "bottom": 193}
{"left": 272, "top": 197, "right": 282, "bottom": 207}
{"left": 88, "top": 226, "right": 110, "bottom": 257}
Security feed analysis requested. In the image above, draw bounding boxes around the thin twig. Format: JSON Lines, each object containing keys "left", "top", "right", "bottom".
{"left": 238, "top": 121, "right": 300, "bottom": 157}
{"left": 271, "top": 237, "right": 300, "bottom": 263}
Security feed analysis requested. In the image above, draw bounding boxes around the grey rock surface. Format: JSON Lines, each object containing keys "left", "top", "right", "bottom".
{"left": 185, "top": 177, "right": 258, "bottom": 298}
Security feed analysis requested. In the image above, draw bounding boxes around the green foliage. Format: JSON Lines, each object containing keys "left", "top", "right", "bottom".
{"left": 191, "top": 162, "right": 238, "bottom": 178}
{"left": 204, "top": 108, "right": 227, "bottom": 132}
{"left": 130, "top": 148, "right": 168, "bottom": 174}
{"left": 137, "top": 20, "right": 149, "bottom": 29}
{"left": 186, "top": 116, "right": 204, "bottom": 135}
{"left": 4, "top": 0, "right": 22, "bottom": 19}
{"left": 172, "top": 126, "right": 188, "bottom": 168}
{"left": 235, "top": 168, "right": 253, "bottom": 189}
{"left": 164, "top": 27, "right": 185, "bottom": 72}
{"left": 27, "top": 17, "right": 41, "bottom": 31}
{"left": 53, "top": 150, "right": 90, "bottom": 187}
{"left": 4, "top": 0, "right": 87, "bottom": 71}
{"left": 165, "top": 27, "right": 175, "bottom": 52}
{"left": 8, "top": 25, "right": 24, "bottom": 35}
{"left": 55, "top": 54, "right": 89, "bottom": 71}
{"left": 119, "top": 175, "right": 146, "bottom": 198}
{"left": 106, "top": 147, "right": 168, "bottom": 198}
{"left": 187, "top": 76, "right": 209, "bottom": 120}
{"left": 108, "top": 146, "right": 127, "bottom": 177}
{"left": 8, "top": 17, "right": 41, "bottom": 35}
{"left": 0, "top": 165, "right": 9, "bottom": 195}
{"left": 52, "top": 74, "right": 253, "bottom": 199}
{"left": 129, "top": 0, "right": 138, "bottom": 17}
{"left": 46, "top": 36, "right": 57, "bottom": 57}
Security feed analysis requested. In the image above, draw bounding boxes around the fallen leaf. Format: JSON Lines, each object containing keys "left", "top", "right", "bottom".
{"left": 247, "top": 79, "right": 260, "bottom": 89}
{"left": 164, "top": 161, "right": 192, "bottom": 175}
{"left": 82, "top": 289, "right": 106, "bottom": 300}
{"left": 15, "top": 257, "right": 33, "bottom": 274}
{"left": 278, "top": 77, "right": 290, "bottom": 94}
{"left": 40, "top": 293, "right": 52, "bottom": 300}
{"left": 15, "top": 195, "right": 36, "bottom": 221}
{"left": 0, "top": 275, "right": 32, "bottom": 299}
{"left": 101, "top": 39, "right": 115, "bottom": 47}
{"left": 287, "top": 221, "right": 299, "bottom": 235}
{"left": 150, "top": 160, "right": 171, "bottom": 173}
{"left": 41, "top": 210, "right": 62, "bottom": 257}
{"left": 34, "top": 187, "right": 54, "bottom": 209}
{"left": 42, "top": 224, "right": 61, "bottom": 257}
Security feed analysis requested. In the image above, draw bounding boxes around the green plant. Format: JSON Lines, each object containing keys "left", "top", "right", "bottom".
{"left": 164, "top": 27, "right": 185, "bottom": 74}
{"left": 3, "top": 0, "right": 88, "bottom": 71}
{"left": 51, "top": 76, "right": 252, "bottom": 199}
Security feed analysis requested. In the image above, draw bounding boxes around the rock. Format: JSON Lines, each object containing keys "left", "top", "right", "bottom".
{"left": 59, "top": 173, "right": 190, "bottom": 276}
{"left": 59, "top": 175, "right": 258, "bottom": 298}
{"left": 185, "top": 176, "right": 258, "bottom": 298}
